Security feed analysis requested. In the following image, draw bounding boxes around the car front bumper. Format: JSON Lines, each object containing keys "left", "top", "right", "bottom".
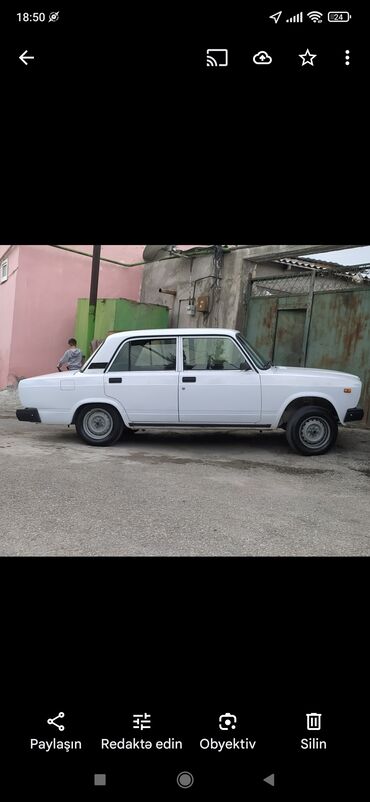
{"left": 16, "top": 408, "right": 41, "bottom": 423}
{"left": 344, "top": 406, "right": 364, "bottom": 423}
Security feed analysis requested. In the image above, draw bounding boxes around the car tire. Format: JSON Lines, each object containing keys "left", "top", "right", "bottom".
{"left": 75, "top": 404, "right": 124, "bottom": 446}
{"left": 285, "top": 405, "right": 338, "bottom": 456}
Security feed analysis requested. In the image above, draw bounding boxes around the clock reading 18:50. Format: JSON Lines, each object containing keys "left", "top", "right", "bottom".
{"left": 17, "top": 12, "right": 46, "bottom": 22}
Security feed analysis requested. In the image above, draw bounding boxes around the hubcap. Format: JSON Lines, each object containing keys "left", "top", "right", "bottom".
{"left": 299, "top": 416, "right": 330, "bottom": 449}
{"left": 82, "top": 409, "right": 113, "bottom": 440}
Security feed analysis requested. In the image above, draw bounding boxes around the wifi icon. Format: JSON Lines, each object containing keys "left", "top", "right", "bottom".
{"left": 307, "top": 10, "right": 323, "bottom": 22}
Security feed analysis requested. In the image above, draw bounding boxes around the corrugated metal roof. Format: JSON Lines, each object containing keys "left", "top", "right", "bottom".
{"left": 277, "top": 257, "right": 370, "bottom": 282}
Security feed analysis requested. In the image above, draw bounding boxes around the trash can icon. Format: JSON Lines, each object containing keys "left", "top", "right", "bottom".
{"left": 306, "top": 713, "right": 321, "bottom": 730}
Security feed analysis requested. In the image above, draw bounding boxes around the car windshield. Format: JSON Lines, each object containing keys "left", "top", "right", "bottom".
{"left": 236, "top": 333, "right": 271, "bottom": 370}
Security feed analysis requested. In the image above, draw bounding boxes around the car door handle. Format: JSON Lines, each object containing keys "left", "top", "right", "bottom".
{"left": 108, "top": 377, "right": 122, "bottom": 383}
{"left": 182, "top": 377, "right": 196, "bottom": 383}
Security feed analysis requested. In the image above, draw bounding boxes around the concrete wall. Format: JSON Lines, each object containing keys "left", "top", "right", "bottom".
{"left": 139, "top": 249, "right": 274, "bottom": 330}
{"left": 4, "top": 245, "right": 144, "bottom": 386}
{"left": 0, "top": 246, "right": 20, "bottom": 388}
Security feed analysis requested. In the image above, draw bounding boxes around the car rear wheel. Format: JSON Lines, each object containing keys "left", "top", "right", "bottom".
{"left": 285, "top": 405, "right": 338, "bottom": 456}
{"left": 75, "top": 404, "right": 124, "bottom": 446}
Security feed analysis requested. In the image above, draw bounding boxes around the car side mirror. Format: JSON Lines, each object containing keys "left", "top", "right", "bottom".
{"left": 240, "top": 361, "right": 251, "bottom": 371}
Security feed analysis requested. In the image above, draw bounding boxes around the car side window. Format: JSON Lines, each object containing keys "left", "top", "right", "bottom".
{"left": 182, "top": 337, "right": 245, "bottom": 370}
{"left": 108, "top": 338, "right": 177, "bottom": 371}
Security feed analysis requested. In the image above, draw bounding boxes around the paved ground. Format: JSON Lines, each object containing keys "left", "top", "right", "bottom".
{"left": 1, "top": 388, "right": 370, "bottom": 555}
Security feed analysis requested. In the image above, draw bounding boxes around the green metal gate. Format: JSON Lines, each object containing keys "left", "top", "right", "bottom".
{"left": 244, "top": 271, "right": 370, "bottom": 427}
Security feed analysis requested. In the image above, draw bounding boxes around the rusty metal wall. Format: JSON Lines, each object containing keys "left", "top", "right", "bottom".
{"left": 245, "top": 277, "right": 370, "bottom": 427}
{"left": 307, "top": 289, "right": 370, "bottom": 426}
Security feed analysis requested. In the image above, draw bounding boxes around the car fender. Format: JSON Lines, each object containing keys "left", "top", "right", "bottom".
{"left": 272, "top": 391, "right": 342, "bottom": 428}
{"left": 71, "top": 396, "right": 130, "bottom": 427}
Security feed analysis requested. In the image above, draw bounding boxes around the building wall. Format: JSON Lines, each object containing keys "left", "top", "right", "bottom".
{"left": 0, "top": 246, "right": 20, "bottom": 388}
{"left": 66, "top": 245, "right": 145, "bottom": 263}
{"left": 140, "top": 250, "right": 248, "bottom": 330}
{"left": 5, "top": 245, "right": 144, "bottom": 386}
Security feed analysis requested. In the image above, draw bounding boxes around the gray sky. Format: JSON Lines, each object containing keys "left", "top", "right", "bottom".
{"left": 306, "top": 246, "right": 370, "bottom": 265}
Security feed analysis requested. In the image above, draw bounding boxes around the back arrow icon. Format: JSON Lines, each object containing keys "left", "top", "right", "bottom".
{"left": 19, "top": 50, "right": 35, "bottom": 65}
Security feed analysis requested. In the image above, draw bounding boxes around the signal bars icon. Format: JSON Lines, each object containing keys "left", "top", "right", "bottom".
{"left": 286, "top": 11, "right": 303, "bottom": 22}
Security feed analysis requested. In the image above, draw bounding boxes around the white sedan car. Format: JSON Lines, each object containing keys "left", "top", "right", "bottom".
{"left": 16, "top": 328, "right": 363, "bottom": 455}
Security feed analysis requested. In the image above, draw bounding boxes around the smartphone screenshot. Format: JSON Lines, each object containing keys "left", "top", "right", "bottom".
{"left": 1, "top": 5, "right": 368, "bottom": 799}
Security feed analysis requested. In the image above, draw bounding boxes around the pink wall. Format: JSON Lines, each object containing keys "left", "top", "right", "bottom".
{"left": 7, "top": 245, "right": 144, "bottom": 384}
{"left": 0, "top": 247, "right": 20, "bottom": 387}
{"left": 74, "top": 245, "right": 146, "bottom": 263}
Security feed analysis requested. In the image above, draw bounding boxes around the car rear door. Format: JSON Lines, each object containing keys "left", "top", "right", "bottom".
{"left": 104, "top": 336, "right": 179, "bottom": 423}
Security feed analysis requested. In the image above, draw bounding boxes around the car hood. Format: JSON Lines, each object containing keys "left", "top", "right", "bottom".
{"left": 267, "top": 366, "right": 361, "bottom": 382}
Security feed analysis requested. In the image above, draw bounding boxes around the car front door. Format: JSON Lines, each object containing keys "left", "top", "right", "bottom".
{"left": 104, "top": 336, "right": 179, "bottom": 423}
{"left": 179, "top": 335, "right": 261, "bottom": 424}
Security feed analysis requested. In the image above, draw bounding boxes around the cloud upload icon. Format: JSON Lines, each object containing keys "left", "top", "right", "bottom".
{"left": 253, "top": 50, "right": 272, "bottom": 65}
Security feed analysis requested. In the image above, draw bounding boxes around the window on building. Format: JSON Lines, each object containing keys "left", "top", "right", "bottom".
{"left": 0, "top": 259, "right": 8, "bottom": 283}
{"left": 182, "top": 337, "right": 245, "bottom": 370}
{"left": 109, "top": 338, "right": 177, "bottom": 371}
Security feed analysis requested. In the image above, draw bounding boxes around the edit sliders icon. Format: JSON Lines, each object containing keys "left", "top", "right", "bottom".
{"left": 206, "top": 49, "right": 228, "bottom": 67}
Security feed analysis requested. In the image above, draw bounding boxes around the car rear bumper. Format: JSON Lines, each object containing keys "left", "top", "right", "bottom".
{"left": 16, "top": 408, "right": 41, "bottom": 423}
{"left": 344, "top": 406, "right": 364, "bottom": 422}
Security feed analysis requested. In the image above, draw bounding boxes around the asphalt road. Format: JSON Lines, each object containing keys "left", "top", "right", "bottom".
{"left": 1, "top": 405, "right": 370, "bottom": 555}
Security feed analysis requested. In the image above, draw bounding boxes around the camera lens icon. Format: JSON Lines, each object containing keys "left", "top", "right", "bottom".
{"left": 219, "top": 712, "right": 237, "bottom": 730}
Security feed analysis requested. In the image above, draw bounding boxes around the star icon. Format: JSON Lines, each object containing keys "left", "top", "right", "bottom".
{"left": 299, "top": 49, "right": 317, "bottom": 66}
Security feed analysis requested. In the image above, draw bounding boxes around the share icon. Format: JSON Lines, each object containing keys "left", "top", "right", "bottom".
{"left": 47, "top": 711, "right": 65, "bottom": 731}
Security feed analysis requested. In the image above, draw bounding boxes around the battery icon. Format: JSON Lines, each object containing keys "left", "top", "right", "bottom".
{"left": 328, "top": 11, "right": 352, "bottom": 21}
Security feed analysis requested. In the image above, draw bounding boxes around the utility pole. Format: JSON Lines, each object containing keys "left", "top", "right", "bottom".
{"left": 87, "top": 245, "right": 101, "bottom": 354}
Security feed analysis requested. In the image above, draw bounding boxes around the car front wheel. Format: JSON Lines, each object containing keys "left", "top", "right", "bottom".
{"left": 75, "top": 404, "right": 124, "bottom": 446}
{"left": 285, "top": 406, "right": 338, "bottom": 456}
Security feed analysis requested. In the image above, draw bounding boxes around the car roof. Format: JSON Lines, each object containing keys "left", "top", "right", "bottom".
{"left": 105, "top": 328, "right": 239, "bottom": 342}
